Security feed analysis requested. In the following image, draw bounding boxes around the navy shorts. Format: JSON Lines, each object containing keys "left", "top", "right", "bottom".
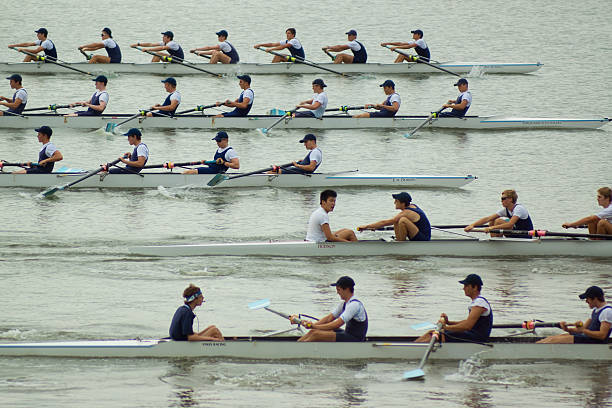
{"left": 294, "top": 111, "right": 316, "bottom": 118}
{"left": 222, "top": 110, "right": 246, "bottom": 117}
{"left": 369, "top": 110, "right": 395, "bottom": 118}
{"left": 573, "top": 333, "right": 608, "bottom": 344}
{"left": 76, "top": 110, "right": 101, "bottom": 116}
{"left": 108, "top": 167, "right": 141, "bottom": 174}
{"left": 26, "top": 167, "right": 51, "bottom": 174}
{"left": 443, "top": 330, "right": 488, "bottom": 343}
{"left": 197, "top": 167, "right": 224, "bottom": 174}
{"left": 409, "top": 231, "right": 430, "bottom": 241}
{"left": 151, "top": 111, "right": 174, "bottom": 117}
{"left": 437, "top": 112, "right": 464, "bottom": 118}
{"left": 334, "top": 329, "right": 363, "bottom": 342}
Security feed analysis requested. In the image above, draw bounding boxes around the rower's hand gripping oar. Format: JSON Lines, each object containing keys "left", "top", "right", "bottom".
{"left": 403, "top": 322, "right": 442, "bottom": 380}
{"left": 9, "top": 47, "right": 94, "bottom": 76}
{"left": 258, "top": 107, "right": 300, "bottom": 135}
{"left": 321, "top": 48, "right": 336, "bottom": 61}
{"left": 38, "top": 158, "right": 123, "bottom": 198}
{"left": 381, "top": 45, "right": 460, "bottom": 77}
{"left": 134, "top": 46, "right": 222, "bottom": 78}
{"left": 207, "top": 162, "right": 294, "bottom": 187}
{"left": 248, "top": 299, "right": 318, "bottom": 333}
{"left": 78, "top": 48, "right": 92, "bottom": 61}
{"left": 405, "top": 106, "right": 447, "bottom": 138}
{"left": 141, "top": 159, "right": 219, "bottom": 170}
{"left": 256, "top": 47, "right": 349, "bottom": 77}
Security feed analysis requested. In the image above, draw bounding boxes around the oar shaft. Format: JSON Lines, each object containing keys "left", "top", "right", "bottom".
{"left": 22, "top": 104, "right": 70, "bottom": 112}
{"left": 325, "top": 106, "right": 365, "bottom": 112}
{"left": 481, "top": 228, "right": 612, "bottom": 240}
{"left": 65, "top": 158, "right": 122, "bottom": 189}
{"left": 137, "top": 47, "right": 221, "bottom": 77}
{"left": 227, "top": 162, "right": 295, "bottom": 181}
{"left": 114, "top": 110, "right": 148, "bottom": 127}
{"left": 11, "top": 48, "right": 93, "bottom": 76}
{"left": 141, "top": 160, "right": 216, "bottom": 169}
{"left": 175, "top": 103, "right": 217, "bottom": 115}
{"left": 382, "top": 45, "right": 460, "bottom": 77}
{"left": 258, "top": 47, "right": 348, "bottom": 76}
{"left": 361, "top": 224, "right": 486, "bottom": 232}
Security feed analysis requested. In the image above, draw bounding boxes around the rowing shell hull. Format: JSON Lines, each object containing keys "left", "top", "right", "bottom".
{"left": 0, "top": 172, "right": 476, "bottom": 189}
{"left": 129, "top": 238, "right": 612, "bottom": 258}
{"left": 0, "top": 61, "right": 543, "bottom": 75}
{"left": 0, "top": 337, "right": 607, "bottom": 360}
{"left": 0, "top": 114, "right": 608, "bottom": 130}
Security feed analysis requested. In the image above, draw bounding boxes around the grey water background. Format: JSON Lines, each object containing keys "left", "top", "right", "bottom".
{"left": 0, "top": 0, "right": 610, "bottom": 407}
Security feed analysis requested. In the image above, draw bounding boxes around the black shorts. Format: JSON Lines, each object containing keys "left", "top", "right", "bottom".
{"left": 334, "top": 329, "right": 362, "bottom": 342}
{"left": 444, "top": 330, "right": 488, "bottom": 343}
{"left": 573, "top": 333, "right": 608, "bottom": 344}
{"left": 369, "top": 110, "right": 395, "bottom": 118}
{"left": 294, "top": 111, "right": 316, "bottom": 118}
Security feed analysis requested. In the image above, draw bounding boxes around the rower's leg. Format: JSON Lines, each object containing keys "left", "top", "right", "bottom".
{"left": 586, "top": 220, "right": 598, "bottom": 234}
{"left": 335, "top": 228, "right": 358, "bottom": 241}
{"left": 23, "top": 55, "right": 36, "bottom": 62}
{"left": 394, "top": 217, "right": 419, "bottom": 241}
{"left": 333, "top": 53, "right": 353, "bottom": 64}
{"left": 298, "top": 329, "right": 337, "bottom": 342}
{"left": 394, "top": 54, "right": 406, "bottom": 63}
{"left": 152, "top": 56, "right": 161, "bottom": 62}
{"left": 490, "top": 218, "right": 505, "bottom": 237}
{"left": 89, "top": 55, "right": 110, "bottom": 64}
{"left": 271, "top": 55, "right": 284, "bottom": 63}
{"left": 596, "top": 219, "right": 612, "bottom": 236}
{"left": 200, "top": 325, "right": 224, "bottom": 341}
{"left": 414, "top": 330, "right": 433, "bottom": 343}
{"left": 353, "top": 112, "right": 371, "bottom": 118}
{"left": 536, "top": 333, "right": 574, "bottom": 344}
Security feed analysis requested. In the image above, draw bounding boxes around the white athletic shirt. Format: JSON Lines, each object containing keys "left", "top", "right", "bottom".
{"left": 169, "top": 91, "right": 181, "bottom": 103}
{"left": 458, "top": 91, "right": 472, "bottom": 107}
{"left": 219, "top": 41, "right": 233, "bottom": 53}
{"left": 387, "top": 92, "right": 401, "bottom": 107}
{"left": 281, "top": 38, "right": 302, "bottom": 50}
{"left": 92, "top": 90, "right": 109, "bottom": 104}
{"left": 161, "top": 41, "right": 180, "bottom": 51}
{"left": 307, "top": 147, "right": 322, "bottom": 166}
{"left": 410, "top": 38, "right": 428, "bottom": 50}
{"left": 346, "top": 40, "right": 362, "bottom": 52}
{"left": 596, "top": 203, "right": 612, "bottom": 221}
{"left": 497, "top": 203, "right": 530, "bottom": 220}
{"left": 40, "top": 142, "right": 57, "bottom": 157}
{"left": 135, "top": 143, "right": 149, "bottom": 159}
{"left": 14, "top": 88, "right": 28, "bottom": 104}
{"left": 594, "top": 306, "right": 612, "bottom": 328}
{"left": 331, "top": 296, "right": 367, "bottom": 322}
{"left": 469, "top": 297, "right": 491, "bottom": 317}
{"left": 102, "top": 38, "right": 118, "bottom": 49}
{"left": 217, "top": 147, "right": 239, "bottom": 161}
{"left": 311, "top": 92, "right": 328, "bottom": 118}
{"left": 242, "top": 88, "right": 254, "bottom": 105}
{"left": 35, "top": 39, "right": 54, "bottom": 51}
{"left": 306, "top": 206, "right": 329, "bottom": 242}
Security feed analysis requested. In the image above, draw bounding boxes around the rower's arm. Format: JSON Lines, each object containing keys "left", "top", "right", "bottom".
{"left": 357, "top": 217, "right": 395, "bottom": 231}
{"left": 488, "top": 215, "right": 520, "bottom": 231}
{"left": 393, "top": 43, "right": 416, "bottom": 50}
{"left": 0, "top": 97, "right": 23, "bottom": 109}
{"left": 8, "top": 42, "right": 37, "bottom": 48}
{"left": 224, "top": 157, "right": 239, "bottom": 170}
{"left": 268, "top": 43, "right": 291, "bottom": 51}
{"left": 310, "top": 317, "right": 344, "bottom": 331}
{"left": 155, "top": 99, "right": 179, "bottom": 112}
{"left": 40, "top": 150, "right": 63, "bottom": 165}
{"left": 229, "top": 96, "right": 250, "bottom": 109}
{"left": 79, "top": 42, "right": 104, "bottom": 51}
{"left": 21, "top": 46, "right": 44, "bottom": 54}
{"left": 325, "top": 45, "right": 349, "bottom": 52}
{"left": 465, "top": 214, "right": 499, "bottom": 232}
{"left": 120, "top": 155, "right": 146, "bottom": 168}
{"left": 562, "top": 215, "right": 599, "bottom": 228}
{"left": 380, "top": 42, "right": 406, "bottom": 46}
{"left": 293, "top": 159, "right": 317, "bottom": 172}
{"left": 146, "top": 45, "right": 169, "bottom": 52}
{"left": 378, "top": 101, "right": 400, "bottom": 113}
{"left": 87, "top": 99, "right": 107, "bottom": 112}
{"left": 298, "top": 101, "right": 321, "bottom": 110}
{"left": 321, "top": 223, "right": 350, "bottom": 242}
{"left": 187, "top": 333, "right": 222, "bottom": 341}
{"left": 254, "top": 42, "right": 280, "bottom": 48}
{"left": 132, "top": 42, "right": 159, "bottom": 47}
{"left": 443, "top": 306, "right": 485, "bottom": 332}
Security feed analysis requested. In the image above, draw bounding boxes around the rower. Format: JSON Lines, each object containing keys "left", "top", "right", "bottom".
{"left": 271, "top": 134, "right": 322, "bottom": 174}
{"left": 214, "top": 75, "right": 253, "bottom": 118}
{"left": 12, "top": 126, "right": 63, "bottom": 174}
{"left": 562, "top": 187, "right": 612, "bottom": 236}
{"left": 182, "top": 131, "right": 239, "bottom": 174}
{"left": 65, "top": 75, "right": 109, "bottom": 117}
{"left": 8, "top": 28, "right": 57, "bottom": 62}
{"left": 438, "top": 78, "right": 472, "bottom": 118}
{"left": 108, "top": 128, "right": 148, "bottom": 174}
{"left": 305, "top": 189, "right": 357, "bottom": 242}
{"left": 78, "top": 27, "right": 122, "bottom": 64}
{"left": 0, "top": 74, "right": 28, "bottom": 116}
{"left": 357, "top": 192, "right": 431, "bottom": 241}
{"left": 464, "top": 189, "right": 534, "bottom": 238}
{"left": 537, "top": 286, "right": 611, "bottom": 344}
{"left": 253, "top": 28, "right": 305, "bottom": 62}
{"left": 131, "top": 31, "right": 184, "bottom": 62}
{"left": 169, "top": 284, "right": 224, "bottom": 341}
{"left": 381, "top": 29, "right": 431, "bottom": 62}
{"left": 353, "top": 79, "right": 400, "bottom": 118}
{"left": 290, "top": 276, "right": 368, "bottom": 342}
{"left": 294, "top": 78, "right": 328, "bottom": 118}
{"left": 146, "top": 77, "right": 180, "bottom": 117}
{"left": 415, "top": 274, "right": 493, "bottom": 343}
{"left": 190, "top": 30, "right": 239, "bottom": 64}
{"left": 322, "top": 29, "right": 367, "bottom": 64}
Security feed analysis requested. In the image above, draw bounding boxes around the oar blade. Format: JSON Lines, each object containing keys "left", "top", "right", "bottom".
{"left": 248, "top": 298, "right": 271, "bottom": 310}
{"left": 38, "top": 185, "right": 63, "bottom": 198}
{"left": 105, "top": 122, "right": 117, "bottom": 133}
{"left": 206, "top": 173, "right": 229, "bottom": 187}
{"left": 257, "top": 128, "right": 270, "bottom": 136}
{"left": 403, "top": 368, "right": 425, "bottom": 380}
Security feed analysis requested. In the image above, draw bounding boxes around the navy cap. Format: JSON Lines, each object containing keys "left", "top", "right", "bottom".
{"left": 161, "top": 31, "right": 174, "bottom": 39}
{"left": 216, "top": 29, "right": 229, "bottom": 37}
{"left": 459, "top": 274, "right": 484, "bottom": 286}
{"left": 92, "top": 75, "right": 108, "bottom": 84}
{"left": 312, "top": 78, "right": 327, "bottom": 88}
{"left": 212, "top": 131, "right": 229, "bottom": 141}
{"left": 579, "top": 286, "right": 604, "bottom": 300}
{"left": 380, "top": 79, "right": 395, "bottom": 88}
{"left": 35, "top": 28, "right": 48, "bottom": 35}
{"left": 123, "top": 128, "right": 142, "bottom": 137}
{"left": 392, "top": 192, "right": 412, "bottom": 204}
{"left": 161, "top": 77, "right": 177, "bottom": 86}
{"left": 454, "top": 78, "right": 468, "bottom": 86}
{"left": 35, "top": 126, "right": 52, "bottom": 137}
{"left": 237, "top": 74, "right": 251, "bottom": 84}
{"left": 6, "top": 74, "right": 22, "bottom": 82}
{"left": 411, "top": 29, "right": 424, "bottom": 37}
{"left": 102, "top": 27, "right": 112, "bottom": 37}
{"left": 331, "top": 276, "right": 355, "bottom": 289}
{"left": 345, "top": 29, "right": 357, "bottom": 36}
{"left": 299, "top": 133, "right": 316, "bottom": 143}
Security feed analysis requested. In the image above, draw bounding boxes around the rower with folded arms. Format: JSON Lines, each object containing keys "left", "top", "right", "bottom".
{"left": 306, "top": 189, "right": 357, "bottom": 242}
{"left": 537, "top": 286, "right": 611, "bottom": 344}
{"left": 131, "top": 31, "right": 184, "bottom": 62}
{"left": 214, "top": 75, "right": 253, "bottom": 118}
{"left": 290, "top": 276, "right": 368, "bottom": 342}
{"left": 191, "top": 30, "right": 239, "bottom": 64}
{"left": 12, "top": 126, "right": 63, "bottom": 174}
{"left": 416, "top": 274, "right": 493, "bottom": 343}
{"left": 254, "top": 28, "right": 305, "bottom": 62}
{"left": 381, "top": 29, "right": 431, "bottom": 63}
{"left": 358, "top": 192, "right": 431, "bottom": 241}
{"left": 8, "top": 27, "right": 57, "bottom": 62}
{"left": 78, "top": 27, "right": 122, "bottom": 64}
{"left": 0, "top": 74, "right": 27, "bottom": 116}
{"left": 464, "top": 189, "right": 534, "bottom": 238}
{"left": 65, "top": 75, "right": 109, "bottom": 117}
{"left": 562, "top": 187, "right": 612, "bottom": 236}
{"left": 270, "top": 134, "right": 322, "bottom": 174}
{"left": 353, "top": 79, "right": 400, "bottom": 118}
{"left": 183, "top": 131, "right": 239, "bottom": 175}
{"left": 169, "top": 284, "right": 224, "bottom": 341}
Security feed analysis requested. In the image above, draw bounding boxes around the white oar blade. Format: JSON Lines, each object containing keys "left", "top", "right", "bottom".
{"left": 410, "top": 322, "right": 436, "bottom": 331}
{"left": 248, "top": 298, "right": 271, "bottom": 310}
{"left": 403, "top": 368, "right": 425, "bottom": 380}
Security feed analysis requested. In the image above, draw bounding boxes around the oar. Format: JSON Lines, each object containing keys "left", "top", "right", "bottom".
{"left": 405, "top": 106, "right": 447, "bottom": 138}
{"left": 207, "top": 162, "right": 294, "bottom": 187}
{"left": 135, "top": 47, "right": 222, "bottom": 77}
{"left": 10, "top": 47, "right": 94, "bottom": 76}
{"left": 78, "top": 48, "right": 92, "bottom": 61}
{"left": 358, "top": 224, "right": 487, "bottom": 232}
{"left": 104, "top": 110, "right": 150, "bottom": 133}
{"left": 0, "top": 110, "right": 26, "bottom": 118}
{"left": 141, "top": 160, "right": 217, "bottom": 170}
{"left": 248, "top": 298, "right": 305, "bottom": 325}
{"left": 258, "top": 108, "right": 300, "bottom": 135}
{"left": 327, "top": 105, "right": 365, "bottom": 113}
{"left": 412, "top": 321, "right": 581, "bottom": 331}
{"left": 22, "top": 104, "right": 70, "bottom": 112}
{"left": 257, "top": 47, "right": 349, "bottom": 77}
{"left": 403, "top": 322, "right": 442, "bottom": 380}
{"left": 382, "top": 45, "right": 460, "bottom": 77}
{"left": 39, "top": 158, "right": 122, "bottom": 197}
{"left": 0, "top": 161, "right": 38, "bottom": 169}
{"left": 322, "top": 48, "right": 336, "bottom": 61}
{"left": 175, "top": 103, "right": 217, "bottom": 115}
{"left": 190, "top": 50, "right": 212, "bottom": 60}
{"left": 474, "top": 228, "right": 612, "bottom": 240}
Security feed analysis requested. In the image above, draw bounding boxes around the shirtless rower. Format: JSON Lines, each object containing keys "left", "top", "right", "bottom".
{"left": 353, "top": 79, "right": 400, "bottom": 118}
{"left": 562, "top": 187, "right": 612, "bottom": 236}
{"left": 11, "top": 126, "right": 63, "bottom": 174}
{"left": 78, "top": 27, "right": 122, "bottom": 64}
{"left": 306, "top": 190, "right": 357, "bottom": 242}
{"left": 191, "top": 30, "right": 239, "bottom": 64}
{"left": 214, "top": 75, "right": 254, "bottom": 118}
{"left": 182, "top": 131, "right": 239, "bottom": 175}
{"left": 131, "top": 31, "right": 184, "bottom": 62}
{"left": 322, "top": 29, "right": 367, "bottom": 64}
{"left": 8, "top": 28, "right": 57, "bottom": 62}
{"left": 65, "top": 75, "right": 109, "bottom": 116}
{"left": 254, "top": 28, "right": 305, "bottom": 62}
{"left": 146, "top": 77, "right": 180, "bottom": 117}
{"left": 464, "top": 189, "right": 534, "bottom": 238}
{"left": 169, "top": 284, "right": 224, "bottom": 341}
{"left": 358, "top": 192, "right": 431, "bottom": 241}
{"left": 381, "top": 29, "right": 431, "bottom": 62}
{"left": 0, "top": 74, "right": 28, "bottom": 116}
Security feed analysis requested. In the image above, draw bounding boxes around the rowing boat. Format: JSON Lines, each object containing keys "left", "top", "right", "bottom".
{"left": 1, "top": 114, "right": 608, "bottom": 130}
{"left": 129, "top": 237, "right": 612, "bottom": 258}
{"left": 0, "top": 61, "right": 543, "bottom": 75}
{"left": 0, "top": 172, "right": 476, "bottom": 189}
{"left": 0, "top": 336, "right": 607, "bottom": 360}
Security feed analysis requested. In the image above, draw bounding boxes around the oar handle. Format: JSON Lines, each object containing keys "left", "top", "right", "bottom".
{"left": 228, "top": 162, "right": 295, "bottom": 181}
{"left": 175, "top": 103, "right": 217, "bottom": 115}
{"left": 358, "top": 224, "right": 487, "bottom": 232}
{"left": 22, "top": 104, "right": 70, "bottom": 112}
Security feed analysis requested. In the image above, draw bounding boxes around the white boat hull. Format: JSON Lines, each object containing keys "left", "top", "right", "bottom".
{"left": 0, "top": 337, "right": 607, "bottom": 360}
{"left": 0, "top": 61, "right": 543, "bottom": 75}
{"left": 129, "top": 238, "right": 612, "bottom": 258}
{"left": 0, "top": 114, "right": 608, "bottom": 130}
{"left": 0, "top": 172, "right": 476, "bottom": 189}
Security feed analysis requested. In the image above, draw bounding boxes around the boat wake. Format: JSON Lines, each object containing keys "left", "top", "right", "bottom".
{"left": 466, "top": 65, "right": 487, "bottom": 78}
{"left": 444, "top": 354, "right": 529, "bottom": 386}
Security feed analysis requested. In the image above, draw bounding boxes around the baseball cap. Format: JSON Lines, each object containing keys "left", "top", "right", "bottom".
{"left": 411, "top": 29, "right": 424, "bottom": 37}
{"left": 35, "top": 28, "right": 48, "bottom": 35}
{"left": 380, "top": 79, "right": 395, "bottom": 88}
{"left": 299, "top": 134, "right": 316, "bottom": 143}
{"left": 459, "top": 274, "right": 484, "bottom": 286}
{"left": 212, "top": 131, "right": 229, "bottom": 141}
{"left": 331, "top": 276, "right": 355, "bottom": 289}
{"left": 92, "top": 75, "right": 108, "bottom": 84}
{"left": 123, "top": 128, "right": 142, "bottom": 137}
{"left": 6, "top": 74, "right": 22, "bottom": 82}
{"left": 161, "top": 77, "right": 177, "bottom": 86}
{"left": 345, "top": 29, "right": 357, "bottom": 36}
{"left": 579, "top": 286, "right": 604, "bottom": 300}
{"left": 102, "top": 27, "right": 112, "bottom": 37}
{"left": 237, "top": 74, "right": 251, "bottom": 84}
{"left": 161, "top": 31, "right": 174, "bottom": 39}
{"left": 454, "top": 78, "right": 468, "bottom": 86}
{"left": 392, "top": 192, "right": 412, "bottom": 204}
{"left": 35, "top": 126, "right": 52, "bottom": 137}
{"left": 312, "top": 78, "right": 327, "bottom": 88}
{"left": 216, "top": 29, "right": 229, "bottom": 37}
